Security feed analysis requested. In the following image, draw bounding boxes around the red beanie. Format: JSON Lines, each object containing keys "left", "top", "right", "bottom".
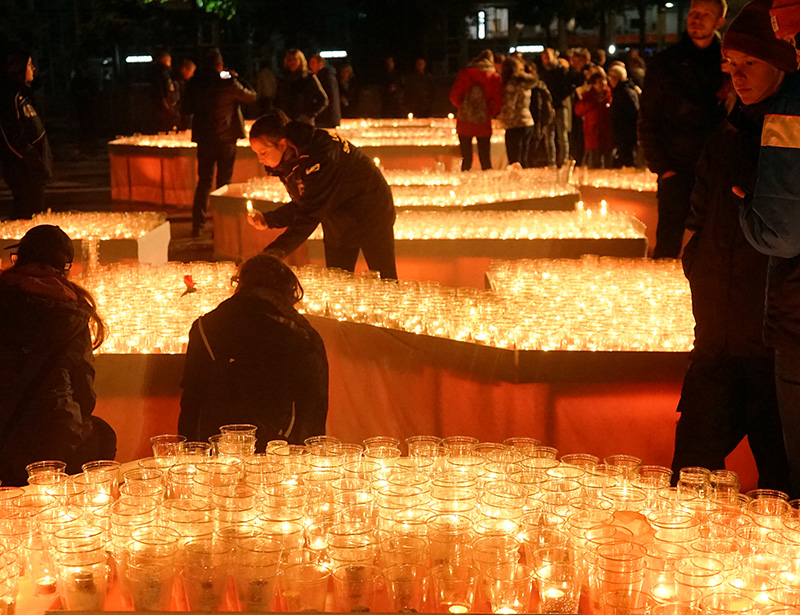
{"left": 723, "top": 0, "right": 798, "bottom": 73}
{"left": 770, "top": 0, "right": 800, "bottom": 41}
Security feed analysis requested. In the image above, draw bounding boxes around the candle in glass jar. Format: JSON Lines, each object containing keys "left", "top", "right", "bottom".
{"left": 449, "top": 605, "right": 469, "bottom": 613}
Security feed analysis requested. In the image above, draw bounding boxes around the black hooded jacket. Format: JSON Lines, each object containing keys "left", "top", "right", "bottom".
{"left": 262, "top": 121, "right": 396, "bottom": 258}
{"left": 183, "top": 68, "right": 256, "bottom": 144}
{"left": 0, "top": 76, "right": 53, "bottom": 180}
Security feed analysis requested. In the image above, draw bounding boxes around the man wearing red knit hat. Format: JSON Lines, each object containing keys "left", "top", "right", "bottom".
{"left": 736, "top": 0, "right": 800, "bottom": 497}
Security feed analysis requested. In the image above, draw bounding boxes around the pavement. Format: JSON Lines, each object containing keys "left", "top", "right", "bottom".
{"left": 0, "top": 135, "right": 215, "bottom": 263}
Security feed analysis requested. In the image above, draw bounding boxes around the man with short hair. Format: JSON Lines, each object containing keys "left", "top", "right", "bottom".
{"left": 638, "top": 0, "right": 729, "bottom": 258}
{"left": 152, "top": 51, "right": 179, "bottom": 132}
{"left": 183, "top": 48, "right": 256, "bottom": 237}
{"left": 308, "top": 54, "right": 341, "bottom": 129}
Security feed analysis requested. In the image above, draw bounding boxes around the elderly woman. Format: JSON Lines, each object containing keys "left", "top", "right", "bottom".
{"left": 179, "top": 254, "right": 328, "bottom": 449}
{"left": 274, "top": 48, "right": 328, "bottom": 125}
{"left": 0, "top": 225, "right": 116, "bottom": 486}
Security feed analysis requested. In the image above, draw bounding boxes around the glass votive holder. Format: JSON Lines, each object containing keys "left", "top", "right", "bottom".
{"left": 603, "top": 454, "right": 643, "bottom": 482}
{"left": 649, "top": 605, "right": 703, "bottom": 615}
{"left": 332, "top": 563, "right": 382, "bottom": 612}
{"left": 698, "top": 592, "right": 757, "bottom": 614}
{"left": 673, "top": 555, "right": 726, "bottom": 603}
{"left": 483, "top": 562, "right": 534, "bottom": 614}
{"left": 601, "top": 589, "right": 653, "bottom": 615}
{"left": 81, "top": 460, "right": 121, "bottom": 497}
{"left": 677, "top": 467, "right": 711, "bottom": 499}
{"left": 407, "top": 435, "right": 445, "bottom": 457}
{"left": 280, "top": 562, "right": 330, "bottom": 612}
{"left": 27, "top": 472, "right": 67, "bottom": 496}
{"left": 363, "top": 435, "right": 401, "bottom": 451}
{"left": 175, "top": 441, "right": 213, "bottom": 463}
{"left": 232, "top": 536, "right": 282, "bottom": 611}
{"left": 379, "top": 534, "right": 428, "bottom": 567}
{"left": 383, "top": 563, "right": 430, "bottom": 612}
{"left": 125, "top": 526, "right": 180, "bottom": 611}
{"left": 52, "top": 544, "right": 108, "bottom": 610}
{"left": 431, "top": 563, "right": 479, "bottom": 613}
{"left": 560, "top": 453, "right": 600, "bottom": 469}
{"left": 534, "top": 560, "right": 582, "bottom": 614}
{"left": 442, "top": 436, "right": 480, "bottom": 458}
{"left": 428, "top": 513, "right": 474, "bottom": 567}
{"left": 180, "top": 537, "right": 233, "bottom": 612}
{"left": 150, "top": 433, "right": 187, "bottom": 459}
{"left": 26, "top": 460, "right": 67, "bottom": 478}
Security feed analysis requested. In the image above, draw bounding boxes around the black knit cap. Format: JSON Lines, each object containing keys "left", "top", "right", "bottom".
{"left": 7, "top": 225, "right": 74, "bottom": 270}
{"left": 723, "top": 0, "right": 798, "bottom": 73}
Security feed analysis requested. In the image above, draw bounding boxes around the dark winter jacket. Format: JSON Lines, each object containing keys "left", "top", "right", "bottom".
{"left": 275, "top": 71, "right": 328, "bottom": 125}
{"left": 179, "top": 289, "right": 328, "bottom": 449}
{"left": 739, "top": 72, "right": 800, "bottom": 352}
{"left": 682, "top": 102, "right": 771, "bottom": 357}
{"left": 0, "top": 77, "right": 53, "bottom": 180}
{"left": 611, "top": 79, "right": 640, "bottom": 152}
{"left": 638, "top": 33, "right": 727, "bottom": 176}
{"left": 183, "top": 68, "right": 256, "bottom": 144}
{"left": 314, "top": 65, "right": 341, "bottom": 129}
{"left": 0, "top": 265, "right": 98, "bottom": 485}
{"left": 263, "top": 121, "right": 396, "bottom": 257}
{"left": 449, "top": 58, "right": 503, "bottom": 138}
{"left": 540, "top": 63, "right": 575, "bottom": 109}
{"left": 152, "top": 62, "right": 180, "bottom": 131}
{"left": 575, "top": 86, "right": 613, "bottom": 151}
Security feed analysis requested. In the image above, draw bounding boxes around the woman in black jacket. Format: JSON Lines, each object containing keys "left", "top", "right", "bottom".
{"left": 0, "top": 225, "right": 116, "bottom": 486}
{"left": 179, "top": 254, "right": 328, "bottom": 449}
{"left": 0, "top": 49, "right": 53, "bottom": 220}
{"left": 274, "top": 49, "right": 328, "bottom": 125}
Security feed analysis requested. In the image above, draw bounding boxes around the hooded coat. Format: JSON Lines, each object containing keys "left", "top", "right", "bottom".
{"left": 449, "top": 57, "right": 503, "bottom": 138}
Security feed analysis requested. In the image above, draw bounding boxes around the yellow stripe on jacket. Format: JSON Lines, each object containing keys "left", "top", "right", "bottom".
{"left": 762, "top": 114, "right": 800, "bottom": 149}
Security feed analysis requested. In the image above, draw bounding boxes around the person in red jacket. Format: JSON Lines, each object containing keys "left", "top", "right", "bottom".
{"left": 574, "top": 72, "right": 614, "bottom": 168}
{"left": 449, "top": 50, "right": 503, "bottom": 171}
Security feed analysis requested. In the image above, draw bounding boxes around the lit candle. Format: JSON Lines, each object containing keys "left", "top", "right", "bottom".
{"left": 495, "top": 608, "right": 517, "bottom": 614}
{"left": 449, "top": 605, "right": 468, "bottom": 613}
{"left": 543, "top": 589, "right": 564, "bottom": 599}
{"left": 246, "top": 200, "right": 255, "bottom": 216}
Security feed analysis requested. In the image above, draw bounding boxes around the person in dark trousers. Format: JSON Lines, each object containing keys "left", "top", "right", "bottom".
{"left": 246, "top": 110, "right": 397, "bottom": 279}
{"left": 308, "top": 54, "right": 341, "bottom": 129}
{"left": 275, "top": 49, "right": 328, "bottom": 126}
{"left": 379, "top": 56, "right": 404, "bottom": 118}
{"left": 180, "top": 254, "right": 328, "bottom": 450}
{"left": 0, "top": 225, "right": 116, "bottom": 486}
{"left": 183, "top": 47, "right": 256, "bottom": 237}
{"left": 607, "top": 64, "right": 640, "bottom": 168}
{"left": 0, "top": 49, "right": 53, "bottom": 220}
{"left": 174, "top": 58, "right": 196, "bottom": 131}
{"left": 671, "top": 5, "right": 793, "bottom": 489}
{"left": 736, "top": 0, "right": 800, "bottom": 497}
{"left": 152, "top": 51, "right": 179, "bottom": 132}
{"left": 638, "top": 0, "right": 728, "bottom": 258}
{"left": 405, "top": 58, "right": 435, "bottom": 118}
{"left": 449, "top": 49, "right": 503, "bottom": 171}
{"left": 575, "top": 71, "right": 614, "bottom": 168}
{"left": 338, "top": 65, "right": 358, "bottom": 119}
{"left": 500, "top": 56, "right": 537, "bottom": 167}
{"left": 540, "top": 48, "right": 574, "bottom": 167}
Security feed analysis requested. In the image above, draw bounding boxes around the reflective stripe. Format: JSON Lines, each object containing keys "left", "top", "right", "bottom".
{"left": 762, "top": 114, "right": 800, "bottom": 149}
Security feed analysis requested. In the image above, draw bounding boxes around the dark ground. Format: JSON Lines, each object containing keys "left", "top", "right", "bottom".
{"left": 0, "top": 130, "right": 214, "bottom": 263}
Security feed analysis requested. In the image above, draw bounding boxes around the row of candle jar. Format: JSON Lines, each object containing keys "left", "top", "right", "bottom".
{"left": 237, "top": 167, "right": 578, "bottom": 207}
{"left": 574, "top": 168, "right": 658, "bottom": 193}
{"left": 0, "top": 211, "right": 167, "bottom": 241}
{"left": 306, "top": 209, "right": 646, "bottom": 241}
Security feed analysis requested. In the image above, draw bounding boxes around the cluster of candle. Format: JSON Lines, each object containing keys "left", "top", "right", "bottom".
{"left": 78, "top": 256, "right": 691, "bottom": 355}
{"left": 237, "top": 168, "right": 578, "bottom": 208}
{"left": 0, "top": 212, "right": 167, "bottom": 241}
{"left": 109, "top": 117, "right": 502, "bottom": 150}
{"left": 5, "top": 434, "right": 800, "bottom": 614}
{"left": 309, "top": 207, "right": 645, "bottom": 241}
{"left": 575, "top": 168, "right": 658, "bottom": 193}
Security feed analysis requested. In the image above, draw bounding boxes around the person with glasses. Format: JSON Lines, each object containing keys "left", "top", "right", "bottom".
{"left": 0, "top": 225, "right": 116, "bottom": 486}
{"left": 179, "top": 253, "right": 328, "bottom": 449}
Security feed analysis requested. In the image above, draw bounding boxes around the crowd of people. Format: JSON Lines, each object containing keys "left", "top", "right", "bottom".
{"left": 1, "top": 0, "right": 800, "bottom": 495}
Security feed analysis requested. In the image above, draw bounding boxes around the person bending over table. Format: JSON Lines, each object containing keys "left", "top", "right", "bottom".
{"left": 246, "top": 109, "right": 398, "bottom": 280}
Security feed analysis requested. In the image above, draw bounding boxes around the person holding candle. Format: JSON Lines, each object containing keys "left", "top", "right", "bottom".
{"left": 0, "top": 225, "right": 116, "bottom": 486}
{"left": 671, "top": 0, "right": 796, "bottom": 493}
{"left": 246, "top": 109, "right": 398, "bottom": 279}
{"left": 179, "top": 253, "right": 328, "bottom": 449}
{"left": 736, "top": 0, "right": 800, "bottom": 496}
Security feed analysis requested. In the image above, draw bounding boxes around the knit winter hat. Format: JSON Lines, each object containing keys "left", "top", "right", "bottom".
{"left": 770, "top": 0, "right": 800, "bottom": 41}
{"left": 723, "top": 0, "right": 798, "bottom": 73}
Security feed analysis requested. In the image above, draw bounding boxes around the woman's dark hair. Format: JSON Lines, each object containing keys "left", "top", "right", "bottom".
{"left": 250, "top": 109, "right": 292, "bottom": 143}
{"left": 588, "top": 71, "right": 607, "bottom": 86}
{"left": 2, "top": 48, "right": 29, "bottom": 84}
{"left": 237, "top": 253, "right": 304, "bottom": 305}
